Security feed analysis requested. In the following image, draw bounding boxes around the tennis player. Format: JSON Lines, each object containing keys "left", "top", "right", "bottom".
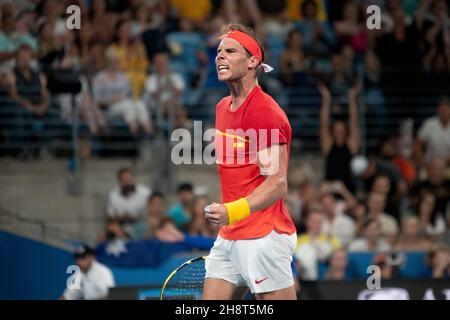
{"left": 203, "top": 23, "right": 297, "bottom": 300}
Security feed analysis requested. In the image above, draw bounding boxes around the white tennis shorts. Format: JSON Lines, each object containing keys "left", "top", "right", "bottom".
{"left": 205, "top": 230, "right": 297, "bottom": 294}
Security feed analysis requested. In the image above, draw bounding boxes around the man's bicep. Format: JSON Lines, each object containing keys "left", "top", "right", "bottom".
{"left": 257, "top": 144, "right": 287, "bottom": 176}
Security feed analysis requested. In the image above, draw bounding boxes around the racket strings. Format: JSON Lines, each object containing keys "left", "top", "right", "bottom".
{"left": 162, "top": 259, "right": 206, "bottom": 300}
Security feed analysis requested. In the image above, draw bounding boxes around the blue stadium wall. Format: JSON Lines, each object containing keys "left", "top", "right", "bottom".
{"left": 0, "top": 231, "right": 195, "bottom": 299}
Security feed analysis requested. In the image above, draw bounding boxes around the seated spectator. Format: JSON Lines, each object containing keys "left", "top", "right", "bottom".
{"left": 186, "top": 195, "right": 219, "bottom": 237}
{"left": 411, "top": 156, "right": 450, "bottom": 216}
{"left": 349, "top": 218, "right": 391, "bottom": 252}
{"left": 166, "top": 19, "right": 208, "bottom": 89}
{"left": 108, "top": 18, "right": 149, "bottom": 99}
{"left": 415, "top": 96, "right": 450, "bottom": 168}
{"left": 279, "top": 28, "right": 309, "bottom": 86}
{"left": 378, "top": 135, "right": 417, "bottom": 186}
{"left": 167, "top": 183, "right": 194, "bottom": 230}
{"left": 60, "top": 244, "right": 115, "bottom": 300}
{"left": 333, "top": 0, "right": 368, "bottom": 54}
{"left": 372, "top": 252, "right": 404, "bottom": 280}
{"left": 129, "top": 191, "right": 167, "bottom": 240}
{"left": 89, "top": 0, "right": 119, "bottom": 44}
{"left": 370, "top": 173, "right": 401, "bottom": 223}
{"left": 155, "top": 217, "right": 185, "bottom": 243}
{"left": 92, "top": 47, "right": 152, "bottom": 136}
{"left": 350, "top": 200, "right": 368, "bottom": 238}
{"left": 8, "top": 44, "right": 51, "bottom": 157}
{"left": 358, "top": 156, "right": 409, "bottom": 203}
{"left": 366, "top": 192, "right": 399, "bottom": 243}
{"left": 319, "top": 83, "right": 360, "bottom": 193}
{"left": 145, "top": 51, "right": 190, "bottom": 129}
{"left": 0, "top": 9, "right": 37, "bottom": 68}
{"left": 363, "top": 50, "right": 386, "bottom": 133}
{"left": 414, "top": 191, "right": 447, "bottom": 239}
{"left": 107, "top": 167, "right": 151, "bottom": 225}
{"left": 287, "top": 0, "right": 328, "bottom": 22}
{"left": 439, "top": 210, "right": 450, "bottom": 247}
{"left": 425, "top": 244, "right": 450, "bottom": 279}
{"left": 320, "top": 191, "right": 356, "bottom": 247}
{"left": 9, "top": 44, "right": 49, "bottom": 117}
{"left": 395, "top": 215, "right": 433, "bottom": 251}
{"left": 295, "top": 0, "right": 336, "bottom": 58}
{"left": 286, "top": 166, "right": 318, "bottom": 230}
{"left": 324, "top": 249, "right": 351, "bottom": 280}
{"left": 296, "top": 208, "right": 341, "bottom": 280}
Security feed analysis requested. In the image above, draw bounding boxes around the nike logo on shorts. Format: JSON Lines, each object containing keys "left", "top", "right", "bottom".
{"left": 254, "top": 277, "right": 268, "bottom": 284}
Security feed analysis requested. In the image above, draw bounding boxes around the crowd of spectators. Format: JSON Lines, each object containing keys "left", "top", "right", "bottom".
{"left": 1, "top": 0, "right": 449, "bottom": 156}
{"left": 0, "top": 0, "right": 449, "bottom": 285}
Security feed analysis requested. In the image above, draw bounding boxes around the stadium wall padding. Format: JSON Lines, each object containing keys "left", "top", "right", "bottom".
{"left": 0, "top": 231, "right": 197, "bottom": 299}
{"left": 0, "top": 231, "right": 73, "bottom": 299}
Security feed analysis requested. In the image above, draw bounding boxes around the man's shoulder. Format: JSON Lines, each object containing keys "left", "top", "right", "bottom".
{"left": 421, "top": 116, "right": 440, "bottom": 129}
{"left": 91, "top": 261, "right": 114, "bottom": 278}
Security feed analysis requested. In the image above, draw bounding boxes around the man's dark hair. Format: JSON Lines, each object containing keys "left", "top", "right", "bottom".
{"left": 148, "top": 191, "right": 165, "bottom": 202}
{"left": 177, "top": 183, "right": 193, "bottom": 194}
{"left": 117, "top": 166, "right": 132, "bottom": 179}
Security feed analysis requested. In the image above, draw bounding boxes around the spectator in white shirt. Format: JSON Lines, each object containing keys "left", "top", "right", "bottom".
{"left": 320, "top": 192, "right": 356, "bottom": 247}
{"left": 61, "top": 245, "right": 115, "bottom": 300}
{"left": 145, "top": 51, "right": 190, "bottom": 129}
{"left": 107, "top": 167, "right": 150, "bottom": 224}
{"left": 349, "top": 218, "right": 392, "bottom": 252}
{"left": 415, "top": 96, "right": 450, "bottom": 168}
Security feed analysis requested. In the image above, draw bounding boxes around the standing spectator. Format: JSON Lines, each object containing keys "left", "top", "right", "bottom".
{"left": 319, "top": 82, "right": 360, "bottom": 192}
{"left": 425, "top": 244, "right": 450, "bottom": 279}
{"left": 145, "top": 51, "right": 190, "bottom": 129}
{"left": 366, "top": 191, "right": 399, "bottom": 243}
{"left": 415, "top": 96, "right": 450, "bottom": 167}
{"left": 324, "top": 249, "right": 351, "bottom": 280}
{"left": 320, "top": 191, "right": 356, "bottom": 247}
{"left": 295, "top": 209, "right": 341, "bottom": 280}
{"left": 349, "top": 218, "right": 392, "bottom": 252}
{"left": 107, "top": 167, "right": 151, "bottom": 224}
{"left": 414, "top": 191, "right": 447, "bottom": 239}
{"left": 411, "top": 156, "right": 450, "bottom": 215}
{"left": 60, "top": 244, "right": 115, "bottom": 300}
{"left": 186, "top": 195, "right": 218, "bottom": 237}
{"left": 167, "top": 183, "right": 194, "bottom": 230}
{"left": 395, "top": 215, "right": 433, "bottom": 251}
{"left": 92, "top": 47, "right": 152, "bottom": 136}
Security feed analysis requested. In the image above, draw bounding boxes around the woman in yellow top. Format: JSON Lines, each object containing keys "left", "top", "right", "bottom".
{"left": 109, "top": 19, "right": 149, "bottom": 99}
{"left": 295, "top": 209, "right": 341, "bottom": 280}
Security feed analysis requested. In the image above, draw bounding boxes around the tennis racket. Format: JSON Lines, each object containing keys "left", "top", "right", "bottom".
{"left": 160, "top": 256, "right": 207, "bottom": 300}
